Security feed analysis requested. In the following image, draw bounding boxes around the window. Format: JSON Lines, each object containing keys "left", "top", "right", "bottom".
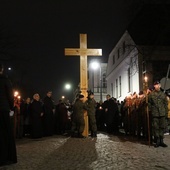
{"left": 102, "top": 73, "right": 107, "bottom": 93}
{"left": 111, "top": 83, "right": 113, "bottom": 97}
{"left": 128, "top": 68, "right": 131, "bottom": 92}
{"left": 116, "top": 79, "right": 118, "bottom": 98}
{"left": 123, "top": 41, "right": 125, "bottom": 54}
{"left": 119, "top": 76, "right": 121, "bottom": 97}
{"left": 113, "top": 55, "right": 115, "bottom": 64}
{"left": 117, "top": 49, "right": 120, "bottom": 59}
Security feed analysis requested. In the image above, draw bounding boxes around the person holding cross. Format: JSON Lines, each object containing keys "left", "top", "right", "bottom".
{"left": 86, "top": 91, "right": 97, "bottom": 137}
{"left": 71, "top": 94, "right": 87, "bottom": 138}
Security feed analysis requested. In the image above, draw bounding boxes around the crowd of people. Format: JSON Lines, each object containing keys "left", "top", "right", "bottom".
{"left": 5, "top": 84, "right": 170, "bottom": 143}
{"left": 1, "top": 61, "right": 170, "bottom": 167}
{"left": 13, "top": 92, "right": 120, "bottom": 139}
{"left": 14, "top": 91, "right": 71, "bottom": 139}
{"left": 12, "top": 84, "right": 170, "bottom": 147}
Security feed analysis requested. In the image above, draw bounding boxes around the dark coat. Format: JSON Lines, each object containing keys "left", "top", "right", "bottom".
{"left": 103, "top": 98, "right": 119, "bottom": 124}
{"left": 0, "top": 74, "right": 13, "bottom": 112}
{"left": 30, "top": 100, "right": 43, "bottom": 138}
{"left": 42, "top": 96, "right": 55, "bottom": 136}
{"left": 0, "top": 73, "right": 17, "bottom": 165}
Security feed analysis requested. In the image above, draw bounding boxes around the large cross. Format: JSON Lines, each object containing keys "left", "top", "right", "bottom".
{"left": 65, "top": 33, "right": 102, "bottom": 98}
{"left": 64, "top": 33, "right": 102, "bottom": 137}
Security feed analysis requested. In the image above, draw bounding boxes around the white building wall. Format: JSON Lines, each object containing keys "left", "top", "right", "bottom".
{"left": 106, "top": 31, "right": 140, "bottom": 102}
{"left": 88, "top": 63, "right": 107, "bottom": 102}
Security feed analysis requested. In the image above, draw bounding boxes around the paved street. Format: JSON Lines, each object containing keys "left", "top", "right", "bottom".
{"left": 0, "top": 132, "right": 170, "bottom": 170}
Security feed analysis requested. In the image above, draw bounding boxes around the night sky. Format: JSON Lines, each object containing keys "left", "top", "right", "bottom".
{"left": 0, "top": 0, "right": 145, "bottom": 101}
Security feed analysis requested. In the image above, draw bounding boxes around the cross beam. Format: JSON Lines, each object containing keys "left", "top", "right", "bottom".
{"left": 65, "top": 34, "right": 102, "bottom": 98}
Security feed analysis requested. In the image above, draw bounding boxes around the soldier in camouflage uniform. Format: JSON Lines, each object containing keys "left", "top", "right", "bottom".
{"left": 148, "top": 81, "right": 168, "bottom": 147}
{"left": 71, "top": 95, "right": 87, "bottom": 138}
{"left": 86, "top": 92, "right": 97, "bottom": 137}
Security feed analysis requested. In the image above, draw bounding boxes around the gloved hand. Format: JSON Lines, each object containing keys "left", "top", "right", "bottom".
{"left": 9, "top": 110, "right": 14, "bottom": 116}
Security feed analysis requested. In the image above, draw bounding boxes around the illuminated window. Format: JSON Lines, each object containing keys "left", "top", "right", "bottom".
{"left": 119, "top": 76, "right": 121, "bottom": 97}
{"left": 116, "top": 79, "right": 118, "bottom": 98}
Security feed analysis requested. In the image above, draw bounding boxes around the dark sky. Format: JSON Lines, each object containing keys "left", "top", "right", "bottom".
{"left": 0, "top": 0, "right": 145, "bottom": 101}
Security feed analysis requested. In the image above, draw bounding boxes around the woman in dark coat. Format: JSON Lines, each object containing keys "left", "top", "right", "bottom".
{"left": 0, "top": 63, "right": 17, "bottom": 166}
{"left": 30, "top": 93, "right": 44, "bottom": 139}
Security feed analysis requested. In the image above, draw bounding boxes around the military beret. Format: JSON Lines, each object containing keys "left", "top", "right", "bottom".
{"left": 153, "top": 81, "right": 160, "bottom": 85}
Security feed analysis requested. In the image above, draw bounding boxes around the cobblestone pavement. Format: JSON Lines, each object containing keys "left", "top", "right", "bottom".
{"left": 0, "top": 132, "right": 170, "bottom": 170}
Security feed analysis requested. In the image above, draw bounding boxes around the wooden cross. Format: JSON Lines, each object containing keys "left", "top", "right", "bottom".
{"left": 64, "top": 33, "right": 102, "bottom": 137}
{"left": 65, "top": 33, "right": 102, "bottom": 98}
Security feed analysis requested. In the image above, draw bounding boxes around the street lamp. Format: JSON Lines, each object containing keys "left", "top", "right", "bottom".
{"left": 8, "top": 67, "right": 12, "bottom": 71}
{"left": 90, "top": 61, "right": 102, "bottom": 101}
{"left": 65, "top": 83, "right": 71, "bottom": 90}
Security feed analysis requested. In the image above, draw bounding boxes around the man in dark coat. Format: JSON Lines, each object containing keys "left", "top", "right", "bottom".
{"left": 95, "top": 101, "right": 105, "bottom": 131}
{"left": 103, "top": 94, "right": 119, "bottom": 134}
{"left": 43, "top": 91, "right": 55, "bottom": 136}
{"left": 57, "top": 101, "right": 69, "bottom": 135}
{"left": 30, "top": 94, "right": 44, "bottom": 138}
{"left": 0, "top": 63, "right": 17, "bottom": 166}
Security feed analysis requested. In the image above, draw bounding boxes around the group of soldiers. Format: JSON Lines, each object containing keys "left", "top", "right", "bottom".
{"left": 120, "top": 81, "right": 170, "bottom": 147}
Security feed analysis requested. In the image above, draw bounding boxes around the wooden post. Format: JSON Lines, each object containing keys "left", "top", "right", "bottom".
{"left": 144, "top": 76, "right": 150, "bottom": 147}
{"left": 65, "top": 34, "right": 102, "bottom": 137}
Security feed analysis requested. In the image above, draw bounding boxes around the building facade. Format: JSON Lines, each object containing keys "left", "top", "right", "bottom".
{"left": 106, "top": 31, "right": 140, "bottom": 101}
{"left": 106, "top": 31, "right": 170, "bottom": 102}
{"left": 88, "top": 62, "right": 107, "bottom": 102}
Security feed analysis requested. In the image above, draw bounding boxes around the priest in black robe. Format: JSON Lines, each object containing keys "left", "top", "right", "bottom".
{"left": 30, "top": 93, "right": 44, "bottom": 138}
{"left": 0, "top": 63, "right": 17, "bottom": 166}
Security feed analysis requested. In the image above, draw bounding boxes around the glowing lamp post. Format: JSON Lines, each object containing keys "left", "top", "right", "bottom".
{"left": 65, "top": 84, "right": 71, "bottom": 90}
{"left": 90, "top": 61, "right": 102, "bottom": 101}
